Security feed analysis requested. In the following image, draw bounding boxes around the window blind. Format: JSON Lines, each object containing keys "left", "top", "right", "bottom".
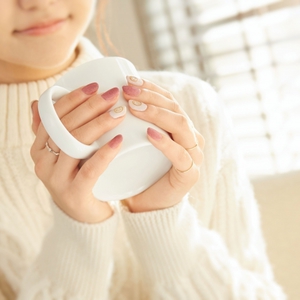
{"left": 135, "top": 0, "right": 300, "bottom": 177}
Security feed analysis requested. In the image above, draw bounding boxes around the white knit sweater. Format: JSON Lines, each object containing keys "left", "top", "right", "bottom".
{"left": 0, "top": 38, "right": 286, "bottom": 299}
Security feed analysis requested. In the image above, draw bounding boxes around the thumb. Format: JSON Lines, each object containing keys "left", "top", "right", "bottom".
{"left": 31, "top": 100, "right": 41, "bottom": 135}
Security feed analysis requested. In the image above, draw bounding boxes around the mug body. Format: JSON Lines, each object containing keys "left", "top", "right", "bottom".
{"left": 39, "top": 57, "right": 171, "bottom": 201}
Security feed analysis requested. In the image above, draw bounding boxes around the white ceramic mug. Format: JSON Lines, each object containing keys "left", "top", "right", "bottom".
{"left": 38, "top": 57, "right": 172, "bottom": 201}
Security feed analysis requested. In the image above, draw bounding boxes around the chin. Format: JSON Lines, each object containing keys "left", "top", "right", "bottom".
{"left": 28, "top": 45, "right": 77, "bottom": 72}
{"left": 22, "top": 33, "right": 79, "bottom": 69}
{"left": 37, "top": 54, "right": 75, "bottom": 70}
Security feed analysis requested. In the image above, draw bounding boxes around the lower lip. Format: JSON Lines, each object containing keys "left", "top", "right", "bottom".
{"left": 16, "top": 19, "right": 67, "bottom": 36}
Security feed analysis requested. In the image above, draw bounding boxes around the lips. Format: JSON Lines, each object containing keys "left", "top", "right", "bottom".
{"left": 15, "top": 18, "right": 68, "bottom": 36}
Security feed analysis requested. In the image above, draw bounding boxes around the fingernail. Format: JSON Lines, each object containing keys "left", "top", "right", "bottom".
{"left": 109, "top": 106, "right": 127, "bottom": 118}
{"left": 147, "top": 128, "right": 162, "bottom": 141}
{"left": 122, "top": 85, "right": 141, "bottom": 96}
{"left": 109, "top": 134, "right": 123, "bottom": 149}
{"left": 127, "top": 76, "right": 143, "bottom": 86}
{"left": 82, "top": 82, "right": 99, "bottom": 95}
{"left": 101, "top": 87, "right": 119, "bottom": 101}
{"left": 129, "top": 100, "right": 147, "bottom": 111}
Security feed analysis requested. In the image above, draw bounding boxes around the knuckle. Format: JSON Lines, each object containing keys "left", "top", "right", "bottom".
{"left": 30, "top": 145, "right": 36, "bottom": 161}
{"left": 193, "top": 149, "right": 205, "bottom": 167}
{"left": 165, "top": 91, "right": 174, "bottom": 100}
{"left": 96, "top": 114, "right": 106, "bottom": 126}
{"left": 48, "top": 174, "right": 57, "bottom": 188}
{"left": 34, "top": 159, "right": 45, "bottom": 179}
{"left": 178, "top": 114, "right": 189, "bottom": 128}
{"left": 56, "top": 90, "right": 81, "bottom": 111}
{"left": 70, "top": 128, "right": 84, "bottom": 143}
{"left": 172, "top": 101, "right": 180, "bottom": 112}
{"left": 61, "top": 113, "right": 75, "bottom": 131}
{"left": 195, "top": 131, "right": 205, "bottom": 149}
{"left": 177, "top": 148, "right": 189, "bottom": 164}
{"left": 81, "top": 161, "right": 97, "bottom": 179}
{"left": 68, "top": 89, "right": 82, "bottom": 102}
{"left": 85, "top": 97, "right": 99, "bottom": 111}
{"left": 147, "top": 104, "right": 160, "bottom": 120}
{"left": 146, "top": 90, "right": 156, "bottom": 102}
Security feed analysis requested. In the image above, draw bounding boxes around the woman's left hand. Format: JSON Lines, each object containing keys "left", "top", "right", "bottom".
{"left": 122, "top": 76, "right": 205, "bottom": 212}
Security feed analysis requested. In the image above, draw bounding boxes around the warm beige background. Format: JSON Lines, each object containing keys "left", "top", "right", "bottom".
{"left": 85, "top": 0, "right": 150, "bottom": 70}
{"left": 86, "top": 1, "right": 300, "bottom": 299}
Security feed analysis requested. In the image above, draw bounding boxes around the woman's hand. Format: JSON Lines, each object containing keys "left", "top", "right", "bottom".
{"left": 122, "top": 76, "right": 205, "bottom": 213}
{"left": 30, "top": 83, "right": 126, "bottom": 223}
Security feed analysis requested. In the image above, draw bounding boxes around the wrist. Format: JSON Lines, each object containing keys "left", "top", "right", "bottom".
{"left": 122, "top": 197, "right": 182, "bottom": 213}
{"left": 54, "top": 198, "right": 114, "bottom": 223}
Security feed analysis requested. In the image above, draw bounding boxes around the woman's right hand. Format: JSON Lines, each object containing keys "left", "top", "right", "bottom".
{"left": 30, "top": 83, "right": 126, "bottom": 223}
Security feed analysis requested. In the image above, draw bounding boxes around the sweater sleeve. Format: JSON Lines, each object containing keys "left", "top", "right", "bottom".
{"left": 119, "top": 75, "right": 286, "bottom": 299}
{"left": 121, "top": 197, "right": 285, "bottom": 300}
{"left": 18, "top": 202, "right": 118, "bottom": 300}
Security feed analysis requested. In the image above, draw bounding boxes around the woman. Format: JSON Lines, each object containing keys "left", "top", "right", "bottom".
{"left": 0, "top": 0, "right": 286, "bottom": 299}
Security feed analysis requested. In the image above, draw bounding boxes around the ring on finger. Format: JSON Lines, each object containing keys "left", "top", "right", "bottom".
{"left": 45, "top": 141, "right": 60, "bottom": 156}
{"left": 175, "top": 160, "right": 194, "bottom": 173}
{"left": 185, "top": 143, "right": 198, "bottom": 151}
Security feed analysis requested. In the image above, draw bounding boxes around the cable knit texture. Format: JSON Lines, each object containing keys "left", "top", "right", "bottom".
{"left": 0, "top": 37, "right": 286, "bottom": 299}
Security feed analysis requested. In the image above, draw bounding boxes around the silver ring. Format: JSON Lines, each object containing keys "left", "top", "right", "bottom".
{"left": 175, "top": 160, "right": 194, "bottom": 173}
{"left": 45, "top": 141, "right": 60, "bottom": 156}
{"left": 185, "top": 143, "right": 198, "bottom": 151}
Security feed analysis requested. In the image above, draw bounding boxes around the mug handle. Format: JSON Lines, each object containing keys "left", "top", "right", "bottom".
{"left": 38, "top": 86, "right": 99, "bottom": 159}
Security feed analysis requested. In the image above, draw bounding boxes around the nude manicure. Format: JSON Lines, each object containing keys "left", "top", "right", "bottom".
{"left": 129, "top": 100, "right": 147, "bottom": 111}
{"left": 127, "top": 76, "right": 143, "bottom": 86}
{"left": 109, "top": 106, "right": 127, "bottom": 118}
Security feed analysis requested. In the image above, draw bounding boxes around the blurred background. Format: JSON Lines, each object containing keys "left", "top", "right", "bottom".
{"left": 85, "top": 0, "right": 300, "bottom": 299}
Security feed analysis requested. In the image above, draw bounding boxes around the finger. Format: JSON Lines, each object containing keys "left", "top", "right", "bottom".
{"left": 45, "top": 138, "right": 60, "bottom": 155}
{"left": 59, "top": 87, "right": 119, "bottom": 132}
{"left": 31, "top": 100, "right": 41, "bottom": 135}
{"left": 128, "top": 101, "right": 203, "bottom": 165}
{"left": 69, "top": 105, "right": 126, "bottom": 145}
{"left": 31, "top": 118, "right": 52, "bottom": 154}
{"left": 126, "top": 76, "right": 175, "bottom": 101}
{"left": 128, "top": 99, "right": 193, "bottom": 141}
{"left": 147, "top": 128, "right": 201, "bottom": 183}
{"left": 54, "top": 106, "right": 127, "bottom": 174}
{"left": 194, "top": 130, "right": 205, "bottom": 151}
{"left": 123, "top": 85, "right": 185, "bottom": 115}
{"left": 54, "top": 82, "right": 99, "bottom": 118}
{"left": 72, "top": 135, "right": 123, "bottom": 195}
{"left": 33, "top": 87, "right": 119, "bottom": 156}
{"left": 32, "top": 139, "right": 61, "bottom": 182}
{"left": 31, "top": 82, "right": 99, "bottom": 152}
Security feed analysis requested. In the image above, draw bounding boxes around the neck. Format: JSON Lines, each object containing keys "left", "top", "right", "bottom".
{"left": 0, "top": 51, "right": 77, "bottom": 84}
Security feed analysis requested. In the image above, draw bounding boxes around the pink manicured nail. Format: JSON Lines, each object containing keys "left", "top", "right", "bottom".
{"left": 147, "top": 128, "right": 162, "bottom": 141}
{"left": 101, "top": 87, "right": 119, "bottom": 101}
{"left": 109, "top": 134, "right": 123, "bottom": 149}
{"left": 122, "top": 85, "right": 141, "bottom": 96}
{"left": 82, "top": 82, "right": 99, "bottom": 95}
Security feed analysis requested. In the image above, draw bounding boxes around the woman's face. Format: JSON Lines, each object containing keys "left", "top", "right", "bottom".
{"left": 0, "top": 0, "right": 96, "bottom": 82}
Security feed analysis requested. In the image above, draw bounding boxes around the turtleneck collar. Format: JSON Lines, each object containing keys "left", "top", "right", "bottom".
{"left": 0, "top": 38, "right": 102, "bottom": 148}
